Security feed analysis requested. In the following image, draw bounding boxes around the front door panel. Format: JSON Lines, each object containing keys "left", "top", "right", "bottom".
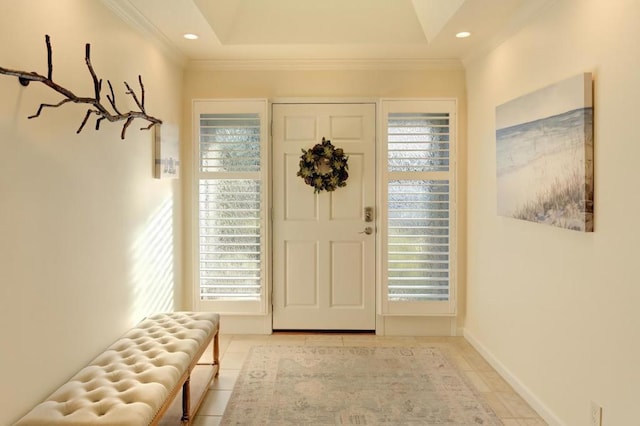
{"left": 272, "top": 103, "right": 376, "bottom": 330}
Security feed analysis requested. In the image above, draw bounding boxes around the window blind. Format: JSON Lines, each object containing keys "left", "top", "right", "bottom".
{"left": 199, "top": 113, "right": 261, "bottom": 173}
{"left": 387, "top": 179, "right": 449, "bottom": 301}
{"left": 197, "top": 112, "right": 263, "bottom": 302}
{"left": 388, "top": 112, "right": 450, "bottom": 173}
{"left": 385, "top": 110, "right": 453, "bottom": 306}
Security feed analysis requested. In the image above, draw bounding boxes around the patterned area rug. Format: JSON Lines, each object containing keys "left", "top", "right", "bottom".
{"left": 221, "top": 345, "right": 503, "bottom": 425}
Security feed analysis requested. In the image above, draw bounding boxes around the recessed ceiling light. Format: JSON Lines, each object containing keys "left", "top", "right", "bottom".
{"left": 183, "top": 33, "right": 199, "bottom": 40}
{"left": 456, "top": 31, "right": 471, "bottom": 38}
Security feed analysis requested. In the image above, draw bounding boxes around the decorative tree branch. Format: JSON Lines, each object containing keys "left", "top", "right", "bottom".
{"left": 0, "top": 34, "right": 162, "bottom": 139}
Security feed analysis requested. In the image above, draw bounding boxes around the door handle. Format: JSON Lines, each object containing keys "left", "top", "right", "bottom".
{"left": 359, "top": 226, "right": 373, "bottom": 235}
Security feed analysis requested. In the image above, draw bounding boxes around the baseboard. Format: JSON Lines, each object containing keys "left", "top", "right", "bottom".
{"left": 218, "top": 315, "right": 272, "bottom": 335}
{"left": 377, "top": 316, "right": 457, "bottom": 336}
{"left": 463, "top": 329, "right": 564, "bottom": 426}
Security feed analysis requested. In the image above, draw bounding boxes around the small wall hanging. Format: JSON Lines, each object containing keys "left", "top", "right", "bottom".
{"left": 297, "top": 137, "right": 349, "bottom": 193}
{"left": 154, "top": 124, "right": 180, "bottom": 179}
{"left": 0, "top": 35, "right": 162, "bottom": 139}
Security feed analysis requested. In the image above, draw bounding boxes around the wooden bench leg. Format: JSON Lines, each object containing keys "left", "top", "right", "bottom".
{"left": 213, "top": 331, "right": 220, "bottom": 377}
{"left": 181, "top": 376, "right": 191, "bottom": 423}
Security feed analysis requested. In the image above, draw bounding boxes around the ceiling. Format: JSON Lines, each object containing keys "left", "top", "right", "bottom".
{"left": 104, "top": 0, "right": 549, "bottom": 65}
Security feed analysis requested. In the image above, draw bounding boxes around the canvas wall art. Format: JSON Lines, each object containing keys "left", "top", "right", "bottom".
{"left": 496, "top": 73, "right": 594, "bottom": 232}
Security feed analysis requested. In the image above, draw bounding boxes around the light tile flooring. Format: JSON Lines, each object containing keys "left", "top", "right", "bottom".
{"left": 192, "top": 333, "right": 547, "bottom": 426}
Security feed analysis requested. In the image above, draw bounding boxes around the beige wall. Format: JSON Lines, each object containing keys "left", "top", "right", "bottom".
{"left": 182, "top": 66, "right": 468, "bottom": 332}
{"left": 465, "top": 0, "right": 640, "bottom": 424}
{"left": 0, "top": 1, "right": 184, "bottom": 423}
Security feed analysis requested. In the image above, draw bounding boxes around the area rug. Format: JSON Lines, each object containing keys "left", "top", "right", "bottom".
{"left": 221, "top": 345, "right": 503, "bottom": 425}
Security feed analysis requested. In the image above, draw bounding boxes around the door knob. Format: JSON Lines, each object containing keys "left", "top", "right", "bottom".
{"left": 359, "top": 226, "right": 373, "bottom": 235}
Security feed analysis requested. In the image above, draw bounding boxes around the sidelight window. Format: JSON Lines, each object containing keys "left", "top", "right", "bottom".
{"left": 194, "top": 101, "right": 268, "bottom": 314}
{"left": 381, "top": 101, "right": 457, "bottom": 315}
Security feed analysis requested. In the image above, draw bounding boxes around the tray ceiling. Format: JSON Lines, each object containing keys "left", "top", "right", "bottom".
{"left": 103, "top": 0, "right": 550, "bottom": 63}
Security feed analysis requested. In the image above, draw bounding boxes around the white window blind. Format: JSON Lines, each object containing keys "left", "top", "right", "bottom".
{"left": 199, "top": 179, "right": 261, "bottom": 300}
{"left": 382, "top": 101, "right": 456, "bottom": 315}
{"left": 388, "top": 113, "right": 450, "bottom": 173}
{"left": 199, "top": 113, "right": 261, "bottom": 173}
{"left": 388, "top": 179, "right": 450, "bottom": 301}
{"left": 194, "top": 101, "right": 268, "bottom": 314}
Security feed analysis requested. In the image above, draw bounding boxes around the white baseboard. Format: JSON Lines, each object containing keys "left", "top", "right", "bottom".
{"left": 463, "top": 329, "right": 564, "bottom": 426}
{"left": 219, "top": 315, "right": 272, "bottom": 335}
{"left": 377, "top": 316, "right": 457, "bottom": 336}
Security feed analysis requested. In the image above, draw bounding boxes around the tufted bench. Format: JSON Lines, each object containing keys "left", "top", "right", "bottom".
{"left": 14, "top": 312, "right": 220, "bottom": 426}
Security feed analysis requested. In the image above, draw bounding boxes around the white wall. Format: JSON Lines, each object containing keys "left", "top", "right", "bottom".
{"left": 181, "top": 66, "right": 469, "bottom": 334}
{"left": 0, "top": 1, "right": 184, "bottom": 423}
{"left": 464, "top": 0, "right": 640, "bottom": 424}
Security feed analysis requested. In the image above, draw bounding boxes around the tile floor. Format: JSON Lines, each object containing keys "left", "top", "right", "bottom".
{"left": 192, "top": 333, "right": 547, "bottom": 426}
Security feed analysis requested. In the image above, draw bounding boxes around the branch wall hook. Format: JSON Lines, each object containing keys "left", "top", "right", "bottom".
{"left": 0, "top": 35, "right": 162, "bottom": 139}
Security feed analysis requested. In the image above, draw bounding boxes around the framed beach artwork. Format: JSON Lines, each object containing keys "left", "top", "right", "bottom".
{"left": 154, "top": 123, "right": 180, "bottom": 179}
{"left": 496, "top": 73, "right": 594, "bottom": 232}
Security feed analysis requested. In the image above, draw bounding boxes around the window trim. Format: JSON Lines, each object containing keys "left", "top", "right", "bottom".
{"left": 192, "top": 99, "right": 270, "bottom": 315}
{"left": 378, "top": 99, "right": 458, "bottom": 316}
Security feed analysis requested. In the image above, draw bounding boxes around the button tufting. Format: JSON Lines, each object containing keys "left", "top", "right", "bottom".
{"left": 115, "top": 381, "right": 134, "bottom": 393}
{"left": 133, "top": 364, "right": 148, "bottom": 374}
{"left": 149, "top": 359, "right": 163, "bottom": 367}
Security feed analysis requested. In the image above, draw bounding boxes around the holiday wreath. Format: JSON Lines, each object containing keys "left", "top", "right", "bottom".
{"left": 297, "top": 137, "right": 349, "bottom": 193}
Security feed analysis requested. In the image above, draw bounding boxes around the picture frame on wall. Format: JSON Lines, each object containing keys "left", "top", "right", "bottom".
{"left": 154, "top": 123, "right": 180, "bottom": 179}
{"left": 495, "top": 72, "right": 594, "bottom": 232}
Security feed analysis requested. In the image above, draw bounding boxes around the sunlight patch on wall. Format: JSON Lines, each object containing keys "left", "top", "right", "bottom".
{"left": 130, "top": 197, "right": 176, "bottom": 322}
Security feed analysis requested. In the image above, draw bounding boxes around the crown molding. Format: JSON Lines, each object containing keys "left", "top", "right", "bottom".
{"left": 187, "top": 58, "right": 464, "bottom": 72}
{"left": 100, "top": 0, "right": 187, "bottom": 67}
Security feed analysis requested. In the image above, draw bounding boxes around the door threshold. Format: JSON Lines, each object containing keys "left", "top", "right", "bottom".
{"left": 273, "top": 329, "right": 375, "bottom": 334}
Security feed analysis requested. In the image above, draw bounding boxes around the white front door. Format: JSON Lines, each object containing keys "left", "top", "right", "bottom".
{"left": 272, "top": 103, "right": 376, "bottom": 330}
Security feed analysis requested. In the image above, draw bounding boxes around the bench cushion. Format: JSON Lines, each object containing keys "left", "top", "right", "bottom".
{"left": 14, "top": 312, "right": 219, "bottom": 426}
